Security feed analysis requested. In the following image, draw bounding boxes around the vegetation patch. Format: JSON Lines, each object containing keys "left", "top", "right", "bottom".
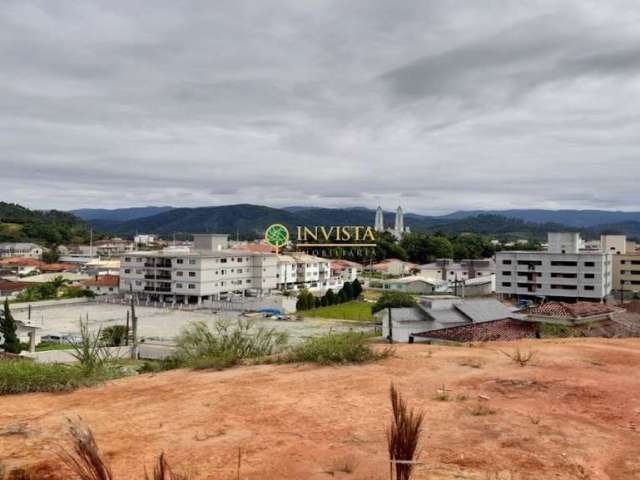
{"left": 303, "top": 301, "right": 374, "bottom": 321}
{"left": 285, "top": 332, "right": 388, "bottom": 365}
{"left": 174, "top": 319, "right": 288, "bottom": 370}
{"left": 0, "top": 360, "right": 125, "bottom": 395}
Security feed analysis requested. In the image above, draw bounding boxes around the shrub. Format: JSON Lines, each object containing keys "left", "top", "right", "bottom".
{"left": 101, "top": 325, "right": 129, "bottom": 347}
{"left": 351, "top": 279, "right": 363, "bottom": 298}
{"left": 69, "top": 321, "right": 113, "bottom": 373}
{"left": 285, "top": 332, "right": 386, "bottom": 365}
{"left": 501, "top": 348, "right": 536, "bottom": 367}
{"left": 175, "top": 320, "right": 288, "bottom": 369}
{"left": 0, "top": 361, "right": 96, "bottom": 395}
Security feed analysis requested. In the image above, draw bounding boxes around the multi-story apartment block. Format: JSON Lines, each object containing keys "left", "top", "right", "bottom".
{"left": 601, "top": 235, "right": 640, "bottom": 294}
{"left": 496, "top": 233, "right": 612, "bottom": 301}
{"left": 275, "top": 252, "right": 332, "bottom": 290}
{"left": 120, "top": 234, "right": 278, "bottom": 304}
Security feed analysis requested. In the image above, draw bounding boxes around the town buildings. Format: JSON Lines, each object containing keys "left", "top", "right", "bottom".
{"left": 419, "top": 259, "right": 496, "bottom": 283}
{"left": 119, "top": 234, "right": 343, "bottom": 304}
{"left": 0, "top": 243, "right": 43, "bottom": 259}
{"left": 496, "top": 232, "right": 613, "bottom": 301}
{"left": 604, "top": 235, "right": 640, "bottom": 294}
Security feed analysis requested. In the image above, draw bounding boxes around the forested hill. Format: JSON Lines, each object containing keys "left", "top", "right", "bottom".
{"left": 0, "top": 202, "right": 90, "bottom": 245}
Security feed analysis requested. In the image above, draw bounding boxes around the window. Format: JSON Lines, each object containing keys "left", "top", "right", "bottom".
{"left": 502, "top": 260, "right": 512, "bottom": 265}
{"left": 237, "top": 269, "right": 242, "bottom": 273}
{"left": 188, "top": 272, "right": 196, "bottom": 277}
{"left": 550, "top": 284, "right": 577, "bottom": 290}
{"left": 518, "top": 260, "right": 542, "bottom": 266}
{"left": 176, "top": 271, "right": 183, "bottom": 277}
{"left": 584, "top": 262, "right": 595, "bottom": 267}
{"left": 501, "top": 282, "right": 512, "bottom": 287}
{"left": 124, "top": 257, "right": 131, "bottom": 262}
{"left": 551, "top": 273, "right": 577, "bottom": 278}
{"left": 189, "top": 259, "right": 196, "bottom": 265}
{"left": 124, "top": 269, "right": 131, "bottom": 274}
{"left": 584, "top": 273, "right": 595, "bottom": 279}
{"left": 188, "top": 284, "right": 196, "bottom": 289}
{"left": 221, "top": 258, "right": 227, "bottom": 263}
{"left": 550, "top": 261, "right": 577, "bottom": 267}
{"left": 584, "top": 286, "right": 595, "bottom": 291}
{"left": 176, "top": 259, "right": 184, "bottom": 264}
{"left": 176, "top": 283, "right": 183, "bottom": 288}
{"left": 246, "top": 279, "right": 251, "bottom": 283}
{"left": 135, "top": 280, "right": 141, "bottom": 286}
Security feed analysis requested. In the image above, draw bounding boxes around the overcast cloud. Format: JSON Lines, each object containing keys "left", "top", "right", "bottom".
{"left": 2, "top": 0, "right": 640, "bottom": 214}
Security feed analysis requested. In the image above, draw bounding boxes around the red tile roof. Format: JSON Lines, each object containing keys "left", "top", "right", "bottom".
{"left": 233, "top": 243, "right": 275, "bottom": 253}
{"left": 0, "top": 257, "right": 76, "bottom": 272}
{"left": 0, "top": 280, "right": 30, "bottom": 292}
{"left": 81, "top": 275, "right": 120, "bottom": 287}
{"left": 523, "top": 302, "right": 620, "bottom": 319}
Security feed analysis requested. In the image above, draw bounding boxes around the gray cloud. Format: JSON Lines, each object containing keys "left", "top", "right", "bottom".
{"left": 1, "top": 0, "right": 640, "bottom": 214}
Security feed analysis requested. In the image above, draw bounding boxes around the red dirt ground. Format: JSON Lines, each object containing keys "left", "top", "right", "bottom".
{"left": 1, "top": 338, "right": 640, "bottom": 479}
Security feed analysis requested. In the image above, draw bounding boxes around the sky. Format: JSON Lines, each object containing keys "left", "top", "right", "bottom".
{"left": 2, "top": 1, "right": 640, "bottom": 215}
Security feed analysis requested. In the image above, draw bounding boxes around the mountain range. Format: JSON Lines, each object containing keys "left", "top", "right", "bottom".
{"left": 70, "top": 205, "right": 640, "bottom": 240}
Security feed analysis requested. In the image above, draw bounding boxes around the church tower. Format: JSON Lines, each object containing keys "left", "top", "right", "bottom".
{"left": 374, "top": 206, "right": 384, "bottom": 232}
{"left": 394, "top": 206, "right": 404, "bottom": 237}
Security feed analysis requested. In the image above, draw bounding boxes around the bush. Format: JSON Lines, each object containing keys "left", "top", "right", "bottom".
{"left": 371, "top": 292, "right": 417, "bottom": 314}
{"left": 101, "top": 325, "right": 129, "bottom": 347}
{"left": 285, "top": 332, "right": 387, "bottom": 365}
{"left": 0, "top": 360, "right": 120, "bottom": 395}
{"left": 175, "top": 320, "right": 288, "bottom": 369}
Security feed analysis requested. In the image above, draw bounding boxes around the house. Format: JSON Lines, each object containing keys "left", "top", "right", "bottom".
{"left": 419, "top": 258, "right": 496, "bottom": 282}
{"left": 330, "top": 259, "right": 362, "bottom": 283}
{"left": 378, "top": 296, "right": 525, "bottom": 343}
{"left": 379, "top": 276, "right": 448, "bottom": 295}
{"left": 367, "top": 259, "right": 417, "bottom": 276}
{"left": 0, "top": 257, "right": 77, "bottom": 276}
{"left": 81, "top": 275, "right": 120, "bottom": 295}
{"left": 134, "top": 234, "right": 157, "bottom": 246}
{"left": 496, "top": 232, "right": 612, "bottom": 301}
{"left": 0, "top": 243, "right": 43, "bottom": 259}
{"left": 93, "top": 238, "right": 135, "bottom": 257}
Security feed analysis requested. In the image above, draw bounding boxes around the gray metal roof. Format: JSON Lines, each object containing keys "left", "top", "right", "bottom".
{"left": 454, "top": 299, "right": 518, "bottom": 323}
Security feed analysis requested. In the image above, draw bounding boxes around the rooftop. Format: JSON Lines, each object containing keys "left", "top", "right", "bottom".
{"left": 521, "top": 302, "right": 621, "bottom": 319}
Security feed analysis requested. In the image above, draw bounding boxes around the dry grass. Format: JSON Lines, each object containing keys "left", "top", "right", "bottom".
{"left": 469, "top": 402, "right": 497, "bottom": 417}
{"left": 387, "top": 384, "right": 424, "bottom": 480}
{"left": 60, "top": 420, "right": 188, "bottom": 480}
{"left": 501, "top": 348, "right": 536, "bottom": 367}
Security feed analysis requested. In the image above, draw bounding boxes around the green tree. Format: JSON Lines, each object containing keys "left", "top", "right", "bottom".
{"left": 325, "top": 289, "right": 337, "bottom": 306}
{"left": 342, "top": 281, "right": 354, "bottom": 301}
{"left": 41, "top": 248, "right": 60, "bottom": 264}
{"left": 371, "top": 292, "right": 417, "bottom": 314}
{"left": 1, "top": 299, "right": 21, "bottom": 354}
{"left": 352, "top": 279, "right": 363, "bottom": 299}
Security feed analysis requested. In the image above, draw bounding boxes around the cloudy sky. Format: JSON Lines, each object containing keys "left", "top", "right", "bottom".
{"left": 2, "top": 1, "right": 640, "bottom": 214}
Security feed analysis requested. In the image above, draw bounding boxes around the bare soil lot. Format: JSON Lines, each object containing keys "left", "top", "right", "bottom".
{"left": 1, "top": 338, "right": 640, "bottom": 479}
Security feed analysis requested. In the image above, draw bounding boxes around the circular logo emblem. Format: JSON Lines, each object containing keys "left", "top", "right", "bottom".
{"left": 265, "top": 224, "right": 289, "bottom": 249}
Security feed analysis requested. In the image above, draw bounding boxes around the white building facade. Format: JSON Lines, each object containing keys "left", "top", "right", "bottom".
{"left": 120, "top": 234, "right": 279, "bottom": 304}
{"left": 496, "top": 233, "right": 612, "bottom": 301}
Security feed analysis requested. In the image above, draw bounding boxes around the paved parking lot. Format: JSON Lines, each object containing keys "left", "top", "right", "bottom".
{"left": 13, "top": 303, "right": 373, "bottom": 344}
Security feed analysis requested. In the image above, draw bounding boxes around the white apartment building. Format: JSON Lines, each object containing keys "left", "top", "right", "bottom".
{"left": 276, "top": 252, "right": 332, "bottom": 290}
{"left": 496, "top": 233, "right": 612, "bottom": 301}
{"left": 0, "top": 242, "right": 43, "bottom": 258}
{"left": 120, "top": 234, "right": 278, "bottom": 304}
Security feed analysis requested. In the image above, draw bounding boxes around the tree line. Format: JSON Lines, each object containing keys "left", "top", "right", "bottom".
{"left": 296, "top": 279, "right": 363, "bottom": 311}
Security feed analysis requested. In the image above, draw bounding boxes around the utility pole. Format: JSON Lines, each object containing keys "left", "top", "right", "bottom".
{"left": 129, "top": 285, "right": 138, "bottom": 359}
{"left": 125, "top": 310, "right": 130, "bottom": 346}
{"left": 387, "top": 306, "right": 393, "bottom": 344}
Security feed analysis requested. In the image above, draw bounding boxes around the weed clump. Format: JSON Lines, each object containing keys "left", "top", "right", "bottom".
{"left": 285, "top": 332, "right": 388, "bottom": 365}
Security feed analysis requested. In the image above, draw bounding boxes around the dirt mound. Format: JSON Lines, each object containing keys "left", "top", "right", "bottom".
{"left": 1, "top": 338, "right": 640, "bottom": 479}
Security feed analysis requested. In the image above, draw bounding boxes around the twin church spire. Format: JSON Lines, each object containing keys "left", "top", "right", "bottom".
{"left": 374, "top": 205, "right": 407, "bottom": 239}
